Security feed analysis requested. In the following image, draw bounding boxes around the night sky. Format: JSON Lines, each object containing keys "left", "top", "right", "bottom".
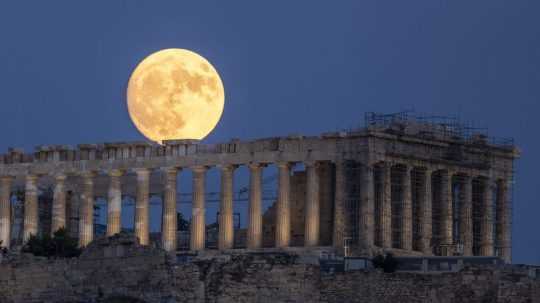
{"left": 0, "top": 1, "right": 538, "bottom": 264}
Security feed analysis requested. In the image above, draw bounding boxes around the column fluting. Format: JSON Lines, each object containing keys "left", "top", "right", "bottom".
{"left": 135, "top": 168, "right": 151, "bottom": 245}
{"left": 418, "top": 168, "right": 433, "bottom": 254}
{"left": 107, "top": 169, "right": 123, "bottom": 237}
{"left": 247, "top": 163, "right": 263, "bottom": 249}
{"left": 381, "top": 163, "right": 392, "bottom": 249}
{"left": 51, "top": 174, "right": 67, "bottom": 235}
{"left": 23, "top": 175, "right": 39, "bottom": 243}
{"left": 359, "top": 164, "right": 374, "bottom": 250}
{"left": 162, "top": 167, "right": 178, "bottom": 252}
{"left": 496, "top": 178, "right": 511, "bottom": 262}
{"left": 401, "top": 166, "right": 413, "bottom": 251}
{"left": 218, "top": 165, "right": 235, "bottom": 250}
{"left": 0, "top": 177, "right": 12, "bottom": 249}
{"left": 333, "top": 161, "right": 346, "bottom": 249}
{"left": 440, "top": 170, "right": 453, "bottom": 247}
{"left": 480, "top": 178, "right": 494, "bottom": 256}
{"left": 79, "top": 172, "right": 95, "bottom": 247}
{"left": 459, "top": 175, "right": 473, "bottom": 256}
{"left": 276, "top": 162, "right": 291, "bottom": 248}
{"left": 304, "top": 161, "right": 320, "bottom": 247}
{"left": 190, "top": 166, "right": 207, "bottom": 251}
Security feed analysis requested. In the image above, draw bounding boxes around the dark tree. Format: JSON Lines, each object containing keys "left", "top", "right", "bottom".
{"left": 177, "top": 212, "right": 190, "bottom": 231}
{"left": 382, "top": 253, "right": 399, "bottom": 273}
{"left": 371, "top": 253, "right": 399, "bottom": 273}
{"left": 22, "top": 228, "right": 80, "bottom": 258}
{"left": 372, "top": 254, "right": 385, "bottom": 269}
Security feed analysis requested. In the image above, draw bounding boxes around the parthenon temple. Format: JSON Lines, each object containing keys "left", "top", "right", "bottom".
{"left": 0, "top": 113, "right": 518, "bottom": 262}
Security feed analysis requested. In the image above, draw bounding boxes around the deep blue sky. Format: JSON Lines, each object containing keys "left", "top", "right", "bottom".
{"left": 0, "top": 1, "right": 538, "bottom": 264}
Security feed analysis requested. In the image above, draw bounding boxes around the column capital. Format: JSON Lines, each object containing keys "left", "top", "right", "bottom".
{"left": 133, "top": 167, "right": 152, "bottom": 174}
{"left": 0, "top": 176, "right": 13, "bottom": 183}
{"left": 276, "top": 161, "right": 291, "bottom": 169}
{"left": 481, "top": 177, "right": 496, "bottom": 189}
{"left": 217, "top": 164, "right": 237, "bottom": 171}
{"left": 25, "top": 174, "right": 39, "bottom": 182}
{"left": 380, "top": 161, "right": 393, "bottom": 169}
{"left": 80, "top": 171, "right": 96, "bottom": 178}
{"left": 54, "top": 174, "right": 67, "bottom": 182}
{"left": 191, "top": 165, "right": 208, "bottom": 173}
{"left": 424, "top": 168, "right": 434, "bottom": 176}
{"left": 108, "top": 169, "right": 124, "bottom": 177}
{"left": 304, "top": 160, "right": 321, "bottom": 168}
{"left": 248, "top": 162, "right": 265, "bottom": 170}
{"left": 401, "top": 164, "right": 413, "bottom": 173}
{"left": 160, "top": 166, "right": 180, "bottom": 174}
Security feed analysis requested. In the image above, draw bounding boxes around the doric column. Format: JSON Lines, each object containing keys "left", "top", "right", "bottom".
{"left": 440, "top": 170, "right": 453, "bottom": 247}
{"left": 107, "top": 169, "right": 123, "bottom": 236}
{"left": 79, "top": 172, "right": 95, "bottom": 247}
{"left": 23, "top": 175, "right": 39, "bottom": 243}
{"left": 333, "top": 160, "right": 346, "bottom": 249}
{"left": 162, "top": 167, "right": 178, "bottom": 252}
{"left": 496, "top": 179, "right": 511, "bottom": 262}
{"left": 401, "top": 166, "right": 413, "bottom": 251}
{"left": 247, "top": 163, "right": 263, "bottom": 249}
{"left": 276, "top": 162, "right": 291, "bottom": 248}
{"left": 51, "top": 174, "right": 67, "bottom": 235}
{"left": 134, "top": 168, "right": 150, "bottom": 246}
{"left": 359, "top": 164, "right": 374, "bottom": 250}
{"left": 380, "top": 163, "right": 392, "bottom": 249}
{"left": 480, "top": 178, "right": 494, "bottom": 256}
{"left": 190, "top": 166, "right": 207, "bottom": 251}
{"left": 0, "top": 177, "right": 12, "bottom": 249}
{"left": 418, "top": 168, "right": 433, "bottom": 254}
{"left": 218, "top": 165, "right": 235, "bottom": 250}
{"left": 459, "top": 175, "right": 473, "bottom": 256}
{"left": 304, "top": 161, "right": 320, "bottom": 247}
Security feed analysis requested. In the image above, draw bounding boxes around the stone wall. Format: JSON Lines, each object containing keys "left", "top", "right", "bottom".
{"left": 0, "top": 235, "right": 538, "bottom": 303}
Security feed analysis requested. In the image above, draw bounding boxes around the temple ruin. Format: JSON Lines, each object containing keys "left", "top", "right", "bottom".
{"left": 0, "top": 112, "right": 518, "bottom": 262}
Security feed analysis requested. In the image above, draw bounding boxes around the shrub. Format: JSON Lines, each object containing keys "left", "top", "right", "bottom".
{"left": 372, "top": 254, "right": 385, "bottom": 269}
{"left": 22, "top": 228, "right": 81, "bottom": 258}
{"left": 372, "top": 253, "right": 399, "bottom": 273}
{"left": 382, "top": 253, "right": 398, "bottom": 273}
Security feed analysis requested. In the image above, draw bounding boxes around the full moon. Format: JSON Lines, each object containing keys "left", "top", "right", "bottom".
{"left": 127, "top": 48, "right": 225, "bottom": 144}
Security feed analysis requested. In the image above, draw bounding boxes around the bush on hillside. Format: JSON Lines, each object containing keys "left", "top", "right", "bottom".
{"left": 22, "top": 228, "right": 81, "bottom": 258}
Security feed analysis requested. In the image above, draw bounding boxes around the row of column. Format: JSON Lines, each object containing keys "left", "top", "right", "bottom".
{"left": 0, "top": 162, "right": 320, "bottom": 252}
{"left": 366, "top": 163, "right": 510, "bottom": 259}
{"left": 0, "top": 161, "right": 510, "bottom": 261}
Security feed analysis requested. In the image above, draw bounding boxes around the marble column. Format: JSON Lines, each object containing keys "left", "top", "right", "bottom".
{"left": 440, "top": 170, "right": 453, "bottom": 247}
{"left": 107, "top": 169, "right": 123, "bottom": 236}
{"left": 496, "top": 179, "right": 511, "bottom": 262}
{"left": 358, "top": 164, "right": 374, "bottom": 250}
{"left": 332, "top": 161, "right": 346, "bottom": 249}
{"left": 135, "top": 168, "right": 150, "bottom": 245}
{"left": 480, "top": 178, "right": 494, "bottom": 256}
{"left": 380, "top": 163, "right": 392, "bottom": 249}
{"left": 190, "top": 166, "right": 207, "bottom": 251}
{"left": 218, "top": 165, "right": 235, "bottom": 250}
{"left": 51, "top": 174, "right": 67, "bottom": 235}
{"left": 401, "top": 166, "right": 413, "bottom": 251}
{"left": 79, "top": 172, "right": 95, "bottom": 247}
{"left": 304, "top": 161, "right": 320, "bottom": 247}
{"left": 0, "top": 177, "right": 12, "bottom": 249}
{"left": 247, "top": 163, "right": 263, "bottom": 249}
{"left": 276, "top": 162, "right": 291, "bottom": 248}
{"left": 23, "top": 175, "right": 39, "bottom": 243}
{"left": 418, "top": 168, "right": 433, "bottom": 254}
{"left": 459, "top": 176, "right": 473, "bottom": 256}
{"left": 162, "top": 167, "right": 178, "bottom": 252}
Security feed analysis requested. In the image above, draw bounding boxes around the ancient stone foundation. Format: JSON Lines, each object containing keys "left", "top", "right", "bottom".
{"left": 0, "top": 234, "right": 538, "bottom": 303}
